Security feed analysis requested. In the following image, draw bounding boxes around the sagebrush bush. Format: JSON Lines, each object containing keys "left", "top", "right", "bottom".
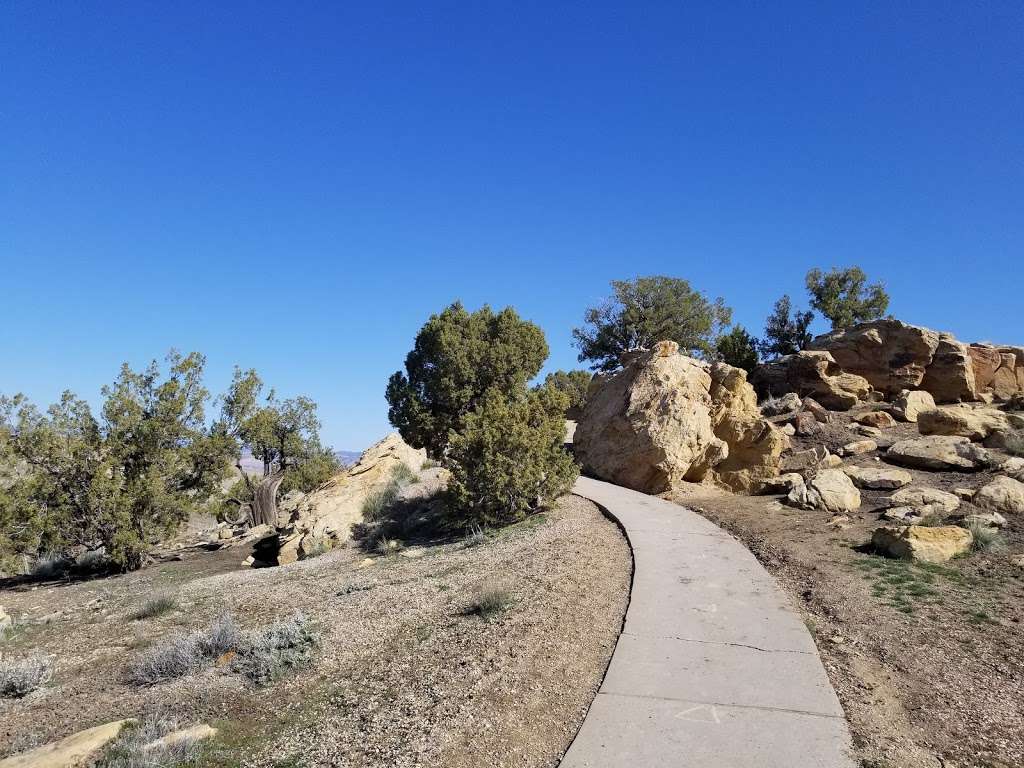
{"left": 466, "top": 586, "right": 512, "bottom": 620}
{"left": 232, "top": 612, "right": 318, "bottom": 685}
{"left": 968, "top": 522, "right": 1006, "bottom": 552}
{"left": 0, "top": 654, "right": 53, "bottom": 698}
{"left": 463, "top": 525, "right": 487, "bottom": 548}
{"left": 130, "top": 594, "right": 178, "bottom": 621}
{"left": 128, "top": 612, "right": 315, "bottom": 687}
{"left": 94, "top": 713, "right": 204, "bottom": 768}
{"left": 446, "top": 386, "right": 578, "bottom": 527}
{"left": 30, "top": 553, "right": 68, "bottom": 581}
{"left": 360, "top": 464, "right": 416, "bottom": 522}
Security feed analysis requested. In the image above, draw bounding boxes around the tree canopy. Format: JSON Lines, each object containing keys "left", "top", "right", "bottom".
{"left": 385, "top": 302, "right": 548, "bottom": 458}
{"left": 540, "top": 370, "right": 592, "bottom": 415}
{"left": 760, "top": 295, "right": 815, "bottom": 358}
{"left": 0, "top": 352, "right": 232, "bottom": 570}
{"left": 572, "top": 276, "right": 732, "bottom": 372}
{"left": 805, "top": 267, "right": 889, "bottom": 330}
{"left": 715, "top": 326, "right": 760, "bottom": 372}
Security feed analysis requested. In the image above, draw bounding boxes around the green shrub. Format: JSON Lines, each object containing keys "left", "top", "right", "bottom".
{"left": 446, "top": 386, "right": 578, "bottom": 527}
{"left": 232, "top": 612, "right": 318, "bottom": 685}
{"left": 715, "top": 326, "right": 759, "bottom": 372}
{"left": 386, "top": 303, "right": 549, "bottom": 458}
{"left": 540, "top": 370, "right": 592, "bottom": 414}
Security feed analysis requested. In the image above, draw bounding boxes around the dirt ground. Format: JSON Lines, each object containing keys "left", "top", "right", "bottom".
{"left": 0, "top": 495, "right": 631, "bottom": 768}
{"left": 673, "top": 409, "right": 1024, "bottom": 768}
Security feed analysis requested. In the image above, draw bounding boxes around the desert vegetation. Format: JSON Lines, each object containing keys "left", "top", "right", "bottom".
{"left": 0, "top": 354, "right": 333, "bottom": 575}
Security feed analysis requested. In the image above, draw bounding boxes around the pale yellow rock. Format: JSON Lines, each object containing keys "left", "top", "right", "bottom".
{"left": 575, "top": 347, "right": 786, "bottom": 494}
{"left": 841, "top": 465, "right": 912, "bottom": 490}
{"left": 887, "top": 486, "right": 961, "bottom": 514}
{"left": 0, "top": 720, "right": 134, "bottom": 768}
{"left": 973, "top": 476, "right": 1024, "bottom": 515}
{"left": 787, "top": 469, "right": 861, "bottom": 514}
{"left": 917, "top": 405, "right": 1016, "bottom": 441}
{"left": 891, "top": 390, "right": 936, "bottom": 423}
{"left": 872, "top": 525, "right": 973, "bottom": 563}
{"left": 143, "top": 724, "right": 217, "bottom": 752}
{"left": 282, "top": 433, "right": 427, "bottom": 556}
{"left": 750, "top": 351, "right": 871, "bottom": 410}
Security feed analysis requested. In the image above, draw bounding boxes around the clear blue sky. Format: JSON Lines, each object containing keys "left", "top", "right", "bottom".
{"left": 2, "top": 2, "right": 1022, "bottom": 451}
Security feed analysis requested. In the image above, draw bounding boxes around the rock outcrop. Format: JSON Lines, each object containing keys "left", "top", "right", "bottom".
{"left": 573, "top": 342, "right": 788, "bottom": 494}
{"left": 808, "top": 319, "right": 940, "bottom": 396}
{"left": 749, "top": 351, "right": 872, "bottom": 410}
{"left": 276, "top": 433, "right": 426, "bottom": 564}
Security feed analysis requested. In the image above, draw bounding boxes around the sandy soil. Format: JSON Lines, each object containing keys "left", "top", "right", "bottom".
{"left": 673, "top": 408, "right": 1024, "bottom": 768}
{"left": 0, "top": 495, "right": 631, "bottom": 768}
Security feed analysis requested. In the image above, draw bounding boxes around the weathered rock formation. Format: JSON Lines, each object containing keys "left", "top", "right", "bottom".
{"left": 573, "top": 341, "right": 788, "bottom": 494}
{"left": 749, "top": 351, "right": 871, "bottom": 410}
{"left": 276, "top": 433, "right": 426, "bottom": 564}
{"left": 805, "top": 319, "right": 1024, "bottom": 403}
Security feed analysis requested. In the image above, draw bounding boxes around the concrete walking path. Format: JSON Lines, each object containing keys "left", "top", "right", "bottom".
{"left": 561, "top": 476, "right": 856, "bottom": 768}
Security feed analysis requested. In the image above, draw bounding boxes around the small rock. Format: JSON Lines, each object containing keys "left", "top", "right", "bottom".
{"left": 841, "top": 439, "right": 877, "bottom": 457}
{"left": 399, "top": 548, "right": 426, "bottom": 559}
{"left": 144, "top": 724, "right": 218, "bottom": 752}
{"left": 801, "top": 397, "right": 834, "bottom": 424}
{"left": 891, "top": 390, "right": 936, "bottom": 423}
{"left": 872, "top": 525, "right": 973, "bottom": 563}
{"left": 852, "top": 424, "right": 882, "bottom": 437}
{"left": 357, "top": 558, "right": 376, "bottom": 568}
{"left": 780, "top": 446, "right": 830, "bottom": 474}
{"left": 886, "top": 436, "right": 977, "bottom": 471}
{"left": 218, "top": 528, "right": 233, "bottom": 541}
{"left": 780, "top": 423, "right": 796, "bottom": 436}
{"left": 789, "top": 411, "right": 820, "bottom": 436}
{"left": 953, "top": 488, "right": 975, "bottom": 500}
{"left": 827, "top": 515, "right": 851, "bottom": 529}
{"left": 855, "top": 411, "right": 897, "bottom": 429}
{"left": 242, "top": 555, "right": 255, "bottom": 567}
{"left": 881, "top": 506, "right": 922, "bottom": 524}
{"left": 0, "top": 606, "right": 12, "bottom": 635}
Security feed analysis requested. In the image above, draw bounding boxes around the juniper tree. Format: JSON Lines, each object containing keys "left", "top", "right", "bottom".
{"left": 805, "top": 267, "right": 889, "bottom": 330}
{"left": 572, "top": 276, "right": 732, "bottom": 372}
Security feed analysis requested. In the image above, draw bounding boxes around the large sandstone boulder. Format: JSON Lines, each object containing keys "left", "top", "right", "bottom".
{"left": 277, "top": 433, "right": 427, "bottom": 563}
{"left": 786, "top": 469, "right": 861, "bottom": 513}
{"left": 885, "top": 436, "right": 980, "bottom": 471}
{"left": 973, "top": 476, "right": 1024, "bottom": 516}
{"left": 919, "top": 336, "right": 977, "bottom": 402}
{"left": 749, "top": 351, "right": 871, "bottom": 410}
{"left": 808, "top": 319, "right": 940, "bottom": 396}
{"left": 872, "top": 525, "right": 973, "bottom": 563}
{"left": 574, "top": 342, "right": 787, "bottom": 494}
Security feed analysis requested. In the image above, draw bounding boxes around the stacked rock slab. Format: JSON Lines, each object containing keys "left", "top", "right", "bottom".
{"left": 573, "top": 341, "right": 788, "bottom": 494}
